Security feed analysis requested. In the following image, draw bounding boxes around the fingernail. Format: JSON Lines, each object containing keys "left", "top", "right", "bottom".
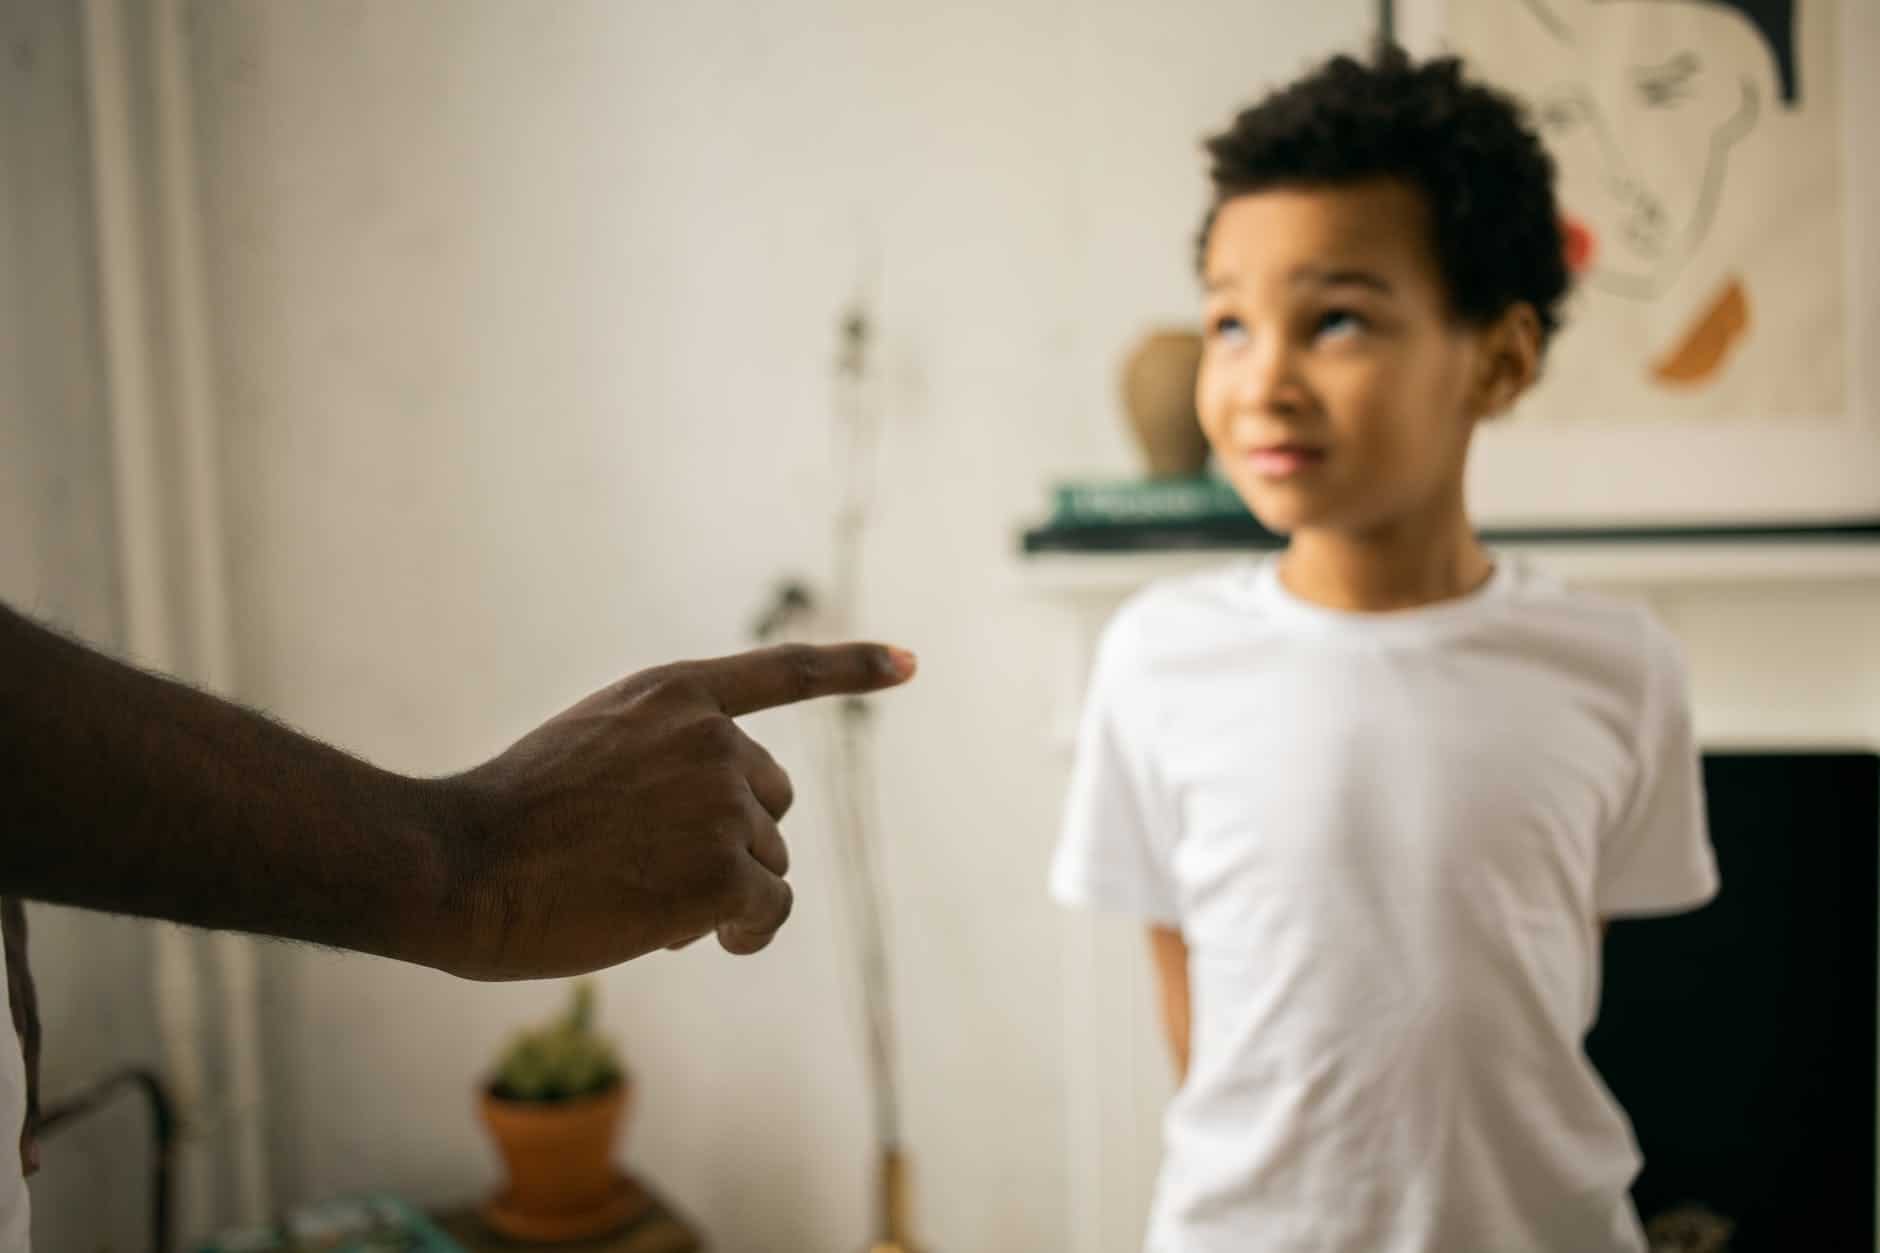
{"left": 885, "top": 647, "right": 918, "bottom": 679}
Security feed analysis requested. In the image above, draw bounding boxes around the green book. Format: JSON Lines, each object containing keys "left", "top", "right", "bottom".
{"left": 1051, "top": 477, "right": 1251, "bottom": 526}
{"left": 197, "top": 1194, "right": 464, "bottom": 1253}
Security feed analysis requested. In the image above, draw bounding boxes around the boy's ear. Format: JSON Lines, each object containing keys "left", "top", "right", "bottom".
{"left": 1473, "top": 303, "right": 1542, "bottom": 421}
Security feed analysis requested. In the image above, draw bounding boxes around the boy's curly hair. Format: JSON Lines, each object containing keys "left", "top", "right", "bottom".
{"left": 1199, "top": 44, "right": 1571, "bottom": 345}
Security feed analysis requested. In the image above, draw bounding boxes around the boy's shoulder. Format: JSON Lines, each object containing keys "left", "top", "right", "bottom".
{"left": 1491, "top": 562, "right": 1691, "bottom": 723}
{"left": 1499, "top": 559, "right": 1682, "bottom": 662}
{"left": 1098, "top": 560, "right": 1267, "bottom": 664}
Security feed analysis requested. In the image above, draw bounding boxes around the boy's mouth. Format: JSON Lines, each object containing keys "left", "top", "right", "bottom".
{"left": 1246, "top": 443, "right": 1326, "bottom": 480}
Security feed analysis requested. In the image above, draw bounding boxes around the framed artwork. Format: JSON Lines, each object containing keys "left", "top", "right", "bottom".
{"left": 1388, "top": 0, "right": 1879, "bottom": 530}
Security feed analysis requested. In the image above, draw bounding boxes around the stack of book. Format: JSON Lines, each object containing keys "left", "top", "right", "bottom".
{"left": 1022, "top": 476, "right": 1282, "bottom": 553}
{"left": 1021, "top": 481, "right": 1880, "bottom": 555}
{"left": 198, "top": 1194, "right": 464, "bottom": 1253}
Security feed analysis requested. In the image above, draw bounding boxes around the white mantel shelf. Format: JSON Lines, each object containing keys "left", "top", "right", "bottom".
{"left": 1017, "top": 539, "right": 1880, "bottom": 596}
{"left": 1019, "top": 538, "right": 1880, "bottom": 752}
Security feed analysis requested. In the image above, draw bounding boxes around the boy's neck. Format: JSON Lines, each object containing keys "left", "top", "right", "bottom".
{"left": 1280, "top": 501, "right": 1493, "bottom": 614}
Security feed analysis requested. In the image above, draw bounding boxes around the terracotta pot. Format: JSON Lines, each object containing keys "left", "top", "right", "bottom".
{"left": 480, "top": 1081, "right": 629, "bottom": 1215}
{"left": 1121, "top": 327, "right": 1208, "bottom": 478}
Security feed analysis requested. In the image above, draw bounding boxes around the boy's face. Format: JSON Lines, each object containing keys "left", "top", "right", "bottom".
{"left": 1198, "top": 180, "right": 1496, "bottom": 538}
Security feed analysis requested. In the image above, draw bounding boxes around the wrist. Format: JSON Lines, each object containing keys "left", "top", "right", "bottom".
{"left": 386, "top": 771, "right": 482, "bottom": 978}
{"left": 414, "top": 768, "right": 516, "bottom": 981}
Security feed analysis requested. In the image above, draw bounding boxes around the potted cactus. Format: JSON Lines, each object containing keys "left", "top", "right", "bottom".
{"left": 479, "top": 980, "right": 636, "bottom": 1242}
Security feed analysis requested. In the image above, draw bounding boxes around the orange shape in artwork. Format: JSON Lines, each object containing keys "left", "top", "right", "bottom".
{"left": 1651, "top": 278, "right": 1750, "bottom": 387}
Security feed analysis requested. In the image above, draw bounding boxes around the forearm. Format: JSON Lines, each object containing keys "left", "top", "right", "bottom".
{"left": 0, "top": 605, "right": 456, "bottom": 970}
{"left": 1162, "top": 990, "right": 1192, "bottom": 1082}
{"left": 1148, "top": 924, "right": 1192, "bottom": 1080}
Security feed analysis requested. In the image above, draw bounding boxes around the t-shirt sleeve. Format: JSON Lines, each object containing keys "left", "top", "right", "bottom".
{"left": 1596, "top": 620, "right": 1720, "bottom": 918}
{"left": 1049, "top": 614, "right": 1182, "bottom": 927}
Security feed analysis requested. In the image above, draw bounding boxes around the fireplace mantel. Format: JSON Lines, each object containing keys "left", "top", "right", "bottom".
{"left": 1017, "top": 537, "right": 1880, "bottom": 599}
{"left": 1017, "top": 538, "right": 1880, "bottom": 755}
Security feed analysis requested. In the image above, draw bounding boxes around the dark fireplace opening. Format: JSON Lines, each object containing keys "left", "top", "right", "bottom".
{"left": 1588, "top": 752, "right": 1879, "bottom": 1253}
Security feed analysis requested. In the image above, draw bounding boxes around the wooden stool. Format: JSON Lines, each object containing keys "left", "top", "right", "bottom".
{"left": 435, "top": 1175, "right": 704, "bottom": 1253}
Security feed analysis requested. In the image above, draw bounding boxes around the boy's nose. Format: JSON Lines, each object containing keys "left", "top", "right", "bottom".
{"left": 1232, "top": 340, "right": 1308, "bottom": 418}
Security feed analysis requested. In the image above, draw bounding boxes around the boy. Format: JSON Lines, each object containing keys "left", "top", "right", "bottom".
{"left": 1050, "top": 47, "right": 1718, "bottom": 1253}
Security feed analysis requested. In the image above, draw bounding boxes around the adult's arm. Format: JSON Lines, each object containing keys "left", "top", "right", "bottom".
{"left": 0, "top": 602, "right": 915, "bottom": 979}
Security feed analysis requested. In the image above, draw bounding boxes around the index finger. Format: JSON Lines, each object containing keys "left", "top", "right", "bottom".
{"left": 691, "top": 643, "right": 917, "bottom": 717}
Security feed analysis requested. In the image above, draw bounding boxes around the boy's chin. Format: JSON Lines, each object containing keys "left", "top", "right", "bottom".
{"left": 1249, "top": 507, "right": 1299, "bottom": 537}
{"left": 1244, "top": 489, "right": 1329, "bottom": 537}
{"left": 1235, "top": 473, "right": 1370, "bottom": 536}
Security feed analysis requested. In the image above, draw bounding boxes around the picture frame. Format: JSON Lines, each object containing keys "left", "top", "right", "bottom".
{"left": 1383, "top": 0, "right": 1879, "bottom": 532}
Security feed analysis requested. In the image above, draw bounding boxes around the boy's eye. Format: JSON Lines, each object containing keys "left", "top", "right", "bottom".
{"left": 1314, "top": 309, "right": 1367, "bottom": 340}
{"left": 1208, "top": 314, "right": 1248, "bottom": 344}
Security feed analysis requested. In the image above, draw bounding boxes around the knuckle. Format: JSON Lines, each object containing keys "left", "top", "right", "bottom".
{"left": 698, "top": 715, "right": 743, "bottom": 757}
{"left": 701, "top": 840, "right": 746, "bottom": 893}
{"left": 622, "top": 661, "right": 676, "bottom": 696}
{"left": 640, "top": 668, "right": 707, "bottom": 710}
{"left": 736, "top": 873, "right": 787, "bottom": 928}
{"left": 695, "top": 772, "right": 750, "bottom": 823}
{"left": 706, "top": 807, "right": 750, "bottom": 851}
{"left": 778, "top": 644, "right": 827, "bottom": 697}
{"left": 767, "top": 879, "right": 795, "bottom": 928}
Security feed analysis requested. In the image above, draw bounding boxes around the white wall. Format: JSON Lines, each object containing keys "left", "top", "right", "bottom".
{"left": 1, "top": 2, "right": 169, "bottom": 1250}
{"left": 178, "top": 2, "right": 1370, "bottom": 1251}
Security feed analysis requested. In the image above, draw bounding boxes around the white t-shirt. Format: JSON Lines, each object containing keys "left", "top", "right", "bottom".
{"left": 1051, "top": 556, "right": 1718, "bottom": 1253}
{"left": 0, "top": 952, "right": 29, "bottom": 1251}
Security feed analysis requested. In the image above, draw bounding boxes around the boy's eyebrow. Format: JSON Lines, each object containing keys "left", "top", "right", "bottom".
{"left": 1290, "top": 265, "right": 1394, "bottom": 294}
{"left": 1202, "top": 267, "right": 1396, "bottom": 295}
